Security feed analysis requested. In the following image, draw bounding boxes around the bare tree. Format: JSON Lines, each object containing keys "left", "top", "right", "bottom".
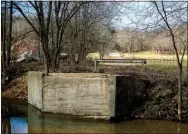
{"left": 152, "top": 1, "right": 187, "bottom": 122}
{"left": 1, "top": 1, "right": 13, "bottom": 83}
{"left": 64, "top": 2, "right": 121, "bottom": 62}
{"left": 13, "top": 1, "right": 53, "bottom": 74}
{"left": 13, "top": 1, "right": 86, "bottom": 73}
{"left": 1, "top": 1, "right": 7, "bottom": 83}
{"left": 120, "top": 1, "right": 187, "bottom": 121}
{"left": 50, "top": 2, "right": 85, "bottom": 69}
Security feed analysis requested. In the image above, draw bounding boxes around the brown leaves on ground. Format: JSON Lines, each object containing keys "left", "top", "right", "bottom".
{"left": 2, "top": 75, "right": 28, "bottom": 101}
{"left": 2, "top": 62, "right": 44, "bottom": 102}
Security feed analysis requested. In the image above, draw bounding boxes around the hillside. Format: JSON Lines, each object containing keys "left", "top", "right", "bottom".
{"left": 112, "top": 24, "right": 187, "bottom": 54}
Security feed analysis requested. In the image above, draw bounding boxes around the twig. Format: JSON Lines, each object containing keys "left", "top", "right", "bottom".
{"left": 13, "top": 88, "right": 25, "bottom": 98}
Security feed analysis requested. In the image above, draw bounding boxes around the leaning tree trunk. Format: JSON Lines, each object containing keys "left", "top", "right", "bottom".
{"left": 2, "top": 1, "right": 7, "bottom": 84}
{"left": 41, "top": 40, "right": 51, "bottom": 75}
{"left": 52, "top": 46, "right": 60, "bottom": 71}
{"left": 178, "top": 67, "right": 183, "bottom": 121}
{"left": 69, "top": 43, "right": 75, "bottom": 67}
{"left": 43, "top": 52, "right": 50, "bottom": 75}
{"left": 6, "top": 1, "right": 13, "bottom": 67}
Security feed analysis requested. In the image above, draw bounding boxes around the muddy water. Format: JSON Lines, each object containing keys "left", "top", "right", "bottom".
{"left": 2, "top": 100, "right": 188, "bottom": 133}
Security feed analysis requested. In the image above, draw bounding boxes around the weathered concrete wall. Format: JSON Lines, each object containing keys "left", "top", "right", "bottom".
{"left": 28, "top": 71, "right": 43, "bottom": 109}
{"left": 108, "top": 76, "right": 116, "bottom": 118}
{"left": 28, "top": 104, "right": 116, "bottom": 133}
{"left": 28, "top": 72, "right": 116, "bottom": 120}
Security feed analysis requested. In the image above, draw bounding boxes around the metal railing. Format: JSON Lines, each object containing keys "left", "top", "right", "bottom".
{"left": 94, "top": 59, "right": 147, "bottom": 71}
{"left": 93, "top": 58, "right": 187, "bottom": 71}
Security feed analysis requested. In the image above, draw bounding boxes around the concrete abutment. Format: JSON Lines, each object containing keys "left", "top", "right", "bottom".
{"left": 28, "top": 71, "right": 138, "bottom": 121}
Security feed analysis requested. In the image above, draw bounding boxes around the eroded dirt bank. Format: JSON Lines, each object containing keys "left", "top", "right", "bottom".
{"left": 129, "top": 73, "right": 188, "bottom": 123}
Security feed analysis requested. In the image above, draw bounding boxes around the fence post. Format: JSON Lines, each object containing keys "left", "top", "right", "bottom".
{"left": 94, "top": 60, "right": 97, "bottom": 72}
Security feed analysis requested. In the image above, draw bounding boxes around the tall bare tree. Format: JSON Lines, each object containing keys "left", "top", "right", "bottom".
{"left": 14, "top": 1, "right": 86, "bottom": 73}
{"left": 121, "top": 1, "right": 187, "bottom": 121}
{"left": 13, "top": 1, "right": 52, "bottom": 74}
{"left": 1, "top": 1, "right": 13, "bottom": 83}
{"left": 64, "top": 2, "right": 121, "bottom": 63}
{"left": 152, "top": 1, "right": 187, "bottom": 122}
{"left": 50, "top": 1, "right": 85, "bottom": 69}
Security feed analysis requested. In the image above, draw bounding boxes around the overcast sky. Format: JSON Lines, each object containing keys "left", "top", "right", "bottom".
{"left": 11, "top": 1, "right": 187, "bottom": 31}
{"left": 112, "top": 1, "right": 187, "bottom": 31}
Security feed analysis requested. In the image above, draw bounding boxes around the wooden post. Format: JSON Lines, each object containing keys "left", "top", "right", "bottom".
{"left": 94, "top": 60, "right": 97, "bottom": 72}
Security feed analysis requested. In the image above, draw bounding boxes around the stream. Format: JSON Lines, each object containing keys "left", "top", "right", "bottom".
{"left": 2, "top": 100, "right": 188, "bottom": 133}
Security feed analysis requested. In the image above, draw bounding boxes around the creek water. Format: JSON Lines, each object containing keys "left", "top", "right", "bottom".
{"left": 2, "top": 100, "right": 188, "bottom": 133}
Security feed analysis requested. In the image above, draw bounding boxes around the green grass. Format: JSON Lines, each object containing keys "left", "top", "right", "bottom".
{"left": 88, "top": 51, "right": 187, "bottom": 60}
{"left": 87, "top": 52, "right": 100, "bottom": 60}
{"left": 122, "top": 51, "right": 187, "bottom": 60}
{"left": 146, "top": 59, "right": 187, "bottom": 67}
{"left": 87, "top": 51, "right": 187, "bottom": 67}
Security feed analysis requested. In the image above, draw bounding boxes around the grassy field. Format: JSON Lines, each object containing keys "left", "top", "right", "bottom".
{"left": 88, "top": 51, "right": 187, "bottom": 60}
{"left": 88, "top": 51, "right": 187, "bottom": 67}
{"left": 87, "top": 52, "right": 100, "bottom": 60}
{"left": 123, "top": 51, "right": 187, "bottom": 67}
{"left": 122, "top": 51, "right": 187, "bottom": 60}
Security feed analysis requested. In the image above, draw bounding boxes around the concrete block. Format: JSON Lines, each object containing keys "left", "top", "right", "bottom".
{"left": 28, "top": 72, "right": 118, "bottom": 120}
{"left": 28, "top": 71, "right": 44, "bottom": 109}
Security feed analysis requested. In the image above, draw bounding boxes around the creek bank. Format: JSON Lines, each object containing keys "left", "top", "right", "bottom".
{"left": 128, "top": 73, "right": 188, "bottom": 123}
{"left": 1, "top": 62, "right": 188, "bottom": 122}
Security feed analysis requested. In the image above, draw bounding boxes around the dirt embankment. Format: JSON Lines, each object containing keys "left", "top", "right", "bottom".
{"left": 2, "top": 62, "right": 188, "bottom": 122}
{"left": 2, "top": 62, "right": 44, "bottom": 102}
{"left": 129, "top": 73, "right": 188, "bottom": 123}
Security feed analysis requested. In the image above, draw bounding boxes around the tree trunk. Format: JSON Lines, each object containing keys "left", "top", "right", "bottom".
{"left": 177, "top": 68, "right": 182, "bottom": 121}
{"left": 38, "top": 42, "right": 41, "bottom": 61}
{"left": 41, "top": 41, "right": 50, "bottom": 75}
{"left": 2, "top": 1, "right": 7, "bottom": 84}
{"left": 52, "top": 59, "right": 56, "bottom": 71}
{"left": 70, "top": 53, "right": 76, "bottom": 69}
{"left": 70, "top": 42, "right": 75, "bottom": 66}
{"left": 187, "top": 45, "right": 188, "bottom": 121}
{"left": 51, "top": 47, "right": 60, "bottom": 71}
{"left": 52, "top": 53, "right": 58, "bottom": 71}
{"left": 43, "top": 53, "right": 49, "bottom": 75}
{"left": 6, "top": 1, "right": 13, "bottom": 67}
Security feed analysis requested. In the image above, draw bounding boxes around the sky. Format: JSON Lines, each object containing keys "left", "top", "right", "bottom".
{"left": 5, "top": 1, "right": 187, "bottom": 31}
{"left": 112, "top": 2, "right": 150, "bottom": 29}
{"left": 111, "top": 1, "right": 187, "bottom": 31}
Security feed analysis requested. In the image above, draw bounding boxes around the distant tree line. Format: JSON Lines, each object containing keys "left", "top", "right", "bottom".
{"left": 111, "top": 25, "right": 187, "bottom": 55}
